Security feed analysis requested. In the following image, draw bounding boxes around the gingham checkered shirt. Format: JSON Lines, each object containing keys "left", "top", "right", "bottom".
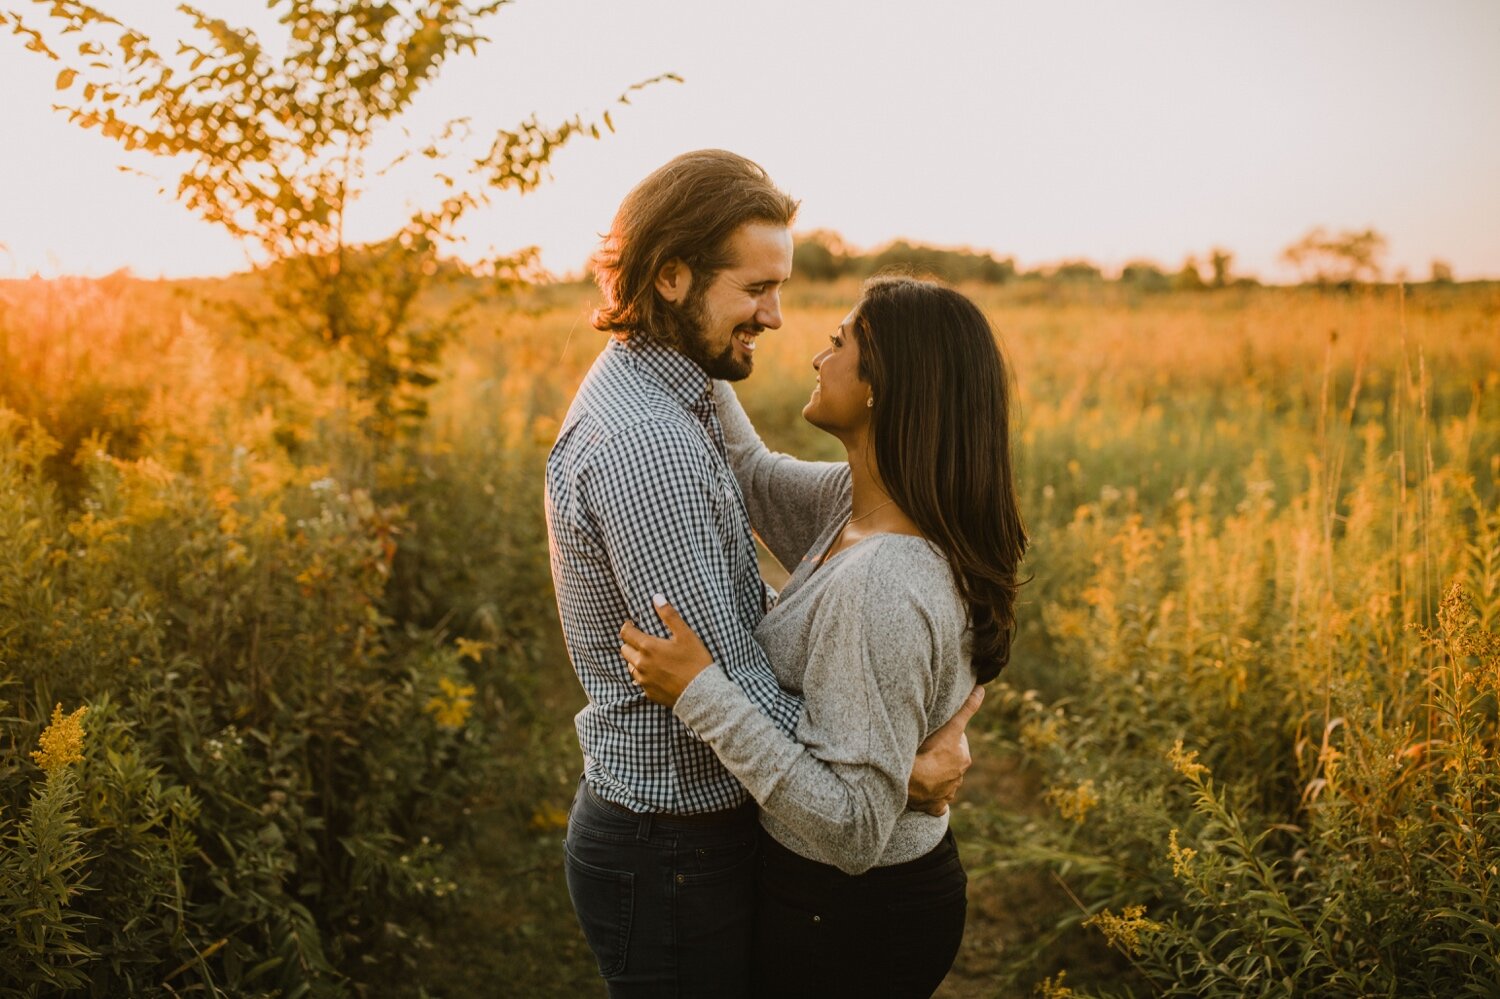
{"left": 546, "top": 338, "right": 803, "bottom": 813}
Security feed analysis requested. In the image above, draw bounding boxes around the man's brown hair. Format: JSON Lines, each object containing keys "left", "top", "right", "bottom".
{"left": 591, "top": 150, "right": 799, "bottom": 344}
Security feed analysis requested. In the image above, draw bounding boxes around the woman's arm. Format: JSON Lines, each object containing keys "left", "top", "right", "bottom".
{"left": 713, "top": 381, "right": 848, "bottom": 572}
{"left": 625, "top": 542, "right": 949, "bottom": 875}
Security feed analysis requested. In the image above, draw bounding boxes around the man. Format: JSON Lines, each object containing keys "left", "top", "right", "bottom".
{"left": 545, "top": 150, "right": 980, "bottom": 996}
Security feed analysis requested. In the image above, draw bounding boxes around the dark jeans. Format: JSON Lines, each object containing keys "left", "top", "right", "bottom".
{"left": 751, "top": 827, "right": 968, "bottom": 999}
{"left": 564, "top": 778, "right": 759, "bottom": 997}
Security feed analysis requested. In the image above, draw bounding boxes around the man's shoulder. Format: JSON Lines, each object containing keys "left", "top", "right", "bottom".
{"left": 568, "top": 342, "right": 691, "bottom": 424}
{"left": 550, "top": 352, "right": 716, "bottom": 485}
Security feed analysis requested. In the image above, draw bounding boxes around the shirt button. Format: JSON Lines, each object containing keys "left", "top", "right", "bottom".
{"left": 676, "top": 874, "right": 685, "bottom": 884}
{"left": 812, "top": 915, "right": 821, "bottom": 923}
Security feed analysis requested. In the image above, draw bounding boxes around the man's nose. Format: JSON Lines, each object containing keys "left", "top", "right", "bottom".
{"left": 756, "top": 289, "right": 783, "bottom": 330}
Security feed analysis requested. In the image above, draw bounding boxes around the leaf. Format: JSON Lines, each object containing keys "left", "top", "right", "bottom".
{"left": 56, "top": 68, "right": 77, "bottom": 90}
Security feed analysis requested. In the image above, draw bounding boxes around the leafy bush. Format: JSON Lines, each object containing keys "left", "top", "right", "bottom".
{"left": 3, "top": 273, "right": 1497, "bottom": 997}
{"left": 0, "top": 277, "right": 542, "bottom": 996}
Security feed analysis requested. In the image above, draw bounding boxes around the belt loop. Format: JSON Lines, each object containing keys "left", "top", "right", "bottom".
{"left": 637, "top": 812, "right": 654, "bottom": 842}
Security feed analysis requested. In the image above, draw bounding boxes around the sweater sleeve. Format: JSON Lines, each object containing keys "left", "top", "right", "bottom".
{"left": 712, "top": 380, "right": 849, "bottom": 573}
{"left": 673, "top": 541, "right": 939, "bottom": 875}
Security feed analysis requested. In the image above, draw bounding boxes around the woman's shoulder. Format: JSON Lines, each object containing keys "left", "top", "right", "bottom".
{"left": 834, "top": 535, "right": 963, "bottom": 619}
{"left": 821, "top": 537, "right": 970, "bottom": 691}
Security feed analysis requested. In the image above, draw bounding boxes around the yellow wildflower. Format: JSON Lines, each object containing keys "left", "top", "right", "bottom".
{"left": 68, "top": 512, "right": 127, "bottom": 547}
{"left": 1168, "top": 827, "right": 1197, "bottom": 878}
{"left": 1431, "top": 584, "right": 1500, "bottom": 692}
{"left": 295, "top": 555, "right": 330, "bottom": 595}
{"left": 529, "top": 802, "right": 570, "bottom": 831}
{"left": 1034, "top": 971, "right": 1074, "bottom": 998}
{"left": 32, "top": 703, "right": 88, "bottom": 775}
{"left": 1046, "top": 780, "right": 1099, "bottom": 825}
{"left": 1080, "top": 585, "right": 1112, "bottom": 608}
{"left": 15, "top": 419, "right": 61, "bottom": 470}
{"left": 426, "top": 676, "right": 476, "bottom": 730}
{"left": 1083, "top": 904, "right": 1162, "bottom": 956}
{"left": 1020, "top": 715, "right": 1061, "bottom": 752}
{"left": 455, "top": 638, "right": 494, "bottom": 663}
{"left": 1168, "top": 739, "right": 1208, "bottom": 780}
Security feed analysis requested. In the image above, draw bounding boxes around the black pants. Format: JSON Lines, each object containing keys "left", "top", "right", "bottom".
{"left": 564, "top": 778, "right": 760, "bottom": 998}
{"left": 751, "top": 827, "right": 968, "bottom": 999}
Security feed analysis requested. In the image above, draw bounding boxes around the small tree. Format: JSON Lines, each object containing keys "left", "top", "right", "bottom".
{"left": 1051, "top": 259, "right": 1103, "bottom": 283}
{"left": 2, "top": 0, "right": 675, "bottom": 448}
{"left": 1280, "top": 226, "right": 1388, "bottom": 286}
{"left": 1430, "top": 259, "right": 1454, "bottom": 284}
{"left": 793, "top": 229, "right": 851, "bottom": 282}
{"left": 1173, "top": 255, "right": 1206, "bottom": 291}
{"left": 1208, "top": 247, "right": 1234, "bottom": 288}
{"left": 1120, "top": 260, "right": 1170, "bottom": 293}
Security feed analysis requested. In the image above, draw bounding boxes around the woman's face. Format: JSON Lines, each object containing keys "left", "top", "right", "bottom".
{"left": 803, "top": 305, "right": 873, "bottom": 438}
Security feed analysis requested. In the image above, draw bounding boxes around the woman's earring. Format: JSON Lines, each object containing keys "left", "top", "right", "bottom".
{"left": 866, "top": 397, "right": 874, "bottom": 408}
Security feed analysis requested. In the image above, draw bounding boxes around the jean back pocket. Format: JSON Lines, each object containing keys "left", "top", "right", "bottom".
{"left": 564, "top": 844, "right": 634, "bottom": 978}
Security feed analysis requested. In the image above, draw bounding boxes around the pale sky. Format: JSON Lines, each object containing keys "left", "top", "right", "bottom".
{"left": 2, "top": 0, "right": 1497, "bottom": 281}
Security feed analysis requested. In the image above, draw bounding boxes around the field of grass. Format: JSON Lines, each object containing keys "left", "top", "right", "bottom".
{"left": 1, "top": 273, "right": 1496, "bottom": 996}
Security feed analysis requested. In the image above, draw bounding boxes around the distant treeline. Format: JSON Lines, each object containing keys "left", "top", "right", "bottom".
{"left": 792, "top": 227, "right": 1468, "bottom": 290}
{"left": 794, "top": 230, "right": 1248, "bottom": 289}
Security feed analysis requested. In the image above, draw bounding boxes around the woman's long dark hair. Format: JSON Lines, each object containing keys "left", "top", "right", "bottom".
{"left": 851, "top": 276, "right": 1028, "bottom": 682}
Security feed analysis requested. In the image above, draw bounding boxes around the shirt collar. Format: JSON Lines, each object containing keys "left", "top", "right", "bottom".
{"left": 612, "top": 337, "right": 713, "bottom": 414}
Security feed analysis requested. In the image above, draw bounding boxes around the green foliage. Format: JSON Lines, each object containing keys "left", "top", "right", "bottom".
{"left": 0, "top": 767, "right": 96, "bottom": 994}
{"left": 0, "top": 403, "right": 514, "bottom": 995}
{"left": 4, "top": 0, "right": 675, "bottom": 444}
{"left": 977, "top": 290, "right": 1500, "bottom": 994}
{"left": 3, "top": 268, "right": 1497, "bottom": 996}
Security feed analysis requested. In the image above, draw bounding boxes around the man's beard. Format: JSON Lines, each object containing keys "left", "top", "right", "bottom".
{"left": 664, "top": 288, "right": 754, "bottom": 382}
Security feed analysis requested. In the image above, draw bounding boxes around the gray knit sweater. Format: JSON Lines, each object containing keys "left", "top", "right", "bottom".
{"left": 673, "top": 382, "right": 975, "bottom": 875}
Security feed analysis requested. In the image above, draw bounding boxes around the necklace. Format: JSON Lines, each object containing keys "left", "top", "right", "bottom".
{"left": 847, "top": 498, "right": 895, "bottom": 525}
{"left": 818, "top": 498, "right": 897, "bottom": 571}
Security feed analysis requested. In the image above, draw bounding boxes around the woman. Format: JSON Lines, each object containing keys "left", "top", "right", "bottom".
{"left": 619, "top": 276, "right": 1027, "bottom": 998}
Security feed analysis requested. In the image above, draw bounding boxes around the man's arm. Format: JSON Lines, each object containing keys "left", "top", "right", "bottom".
{"left": 907, "top": 684, "right": 984, "bottom": 816}
{"left": 582, "top": 418, "right": 801, "bottom": 733}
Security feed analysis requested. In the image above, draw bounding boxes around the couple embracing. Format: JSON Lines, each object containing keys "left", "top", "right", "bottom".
{"left": 544, "top": 150, "right": 1027, "bottom": 998}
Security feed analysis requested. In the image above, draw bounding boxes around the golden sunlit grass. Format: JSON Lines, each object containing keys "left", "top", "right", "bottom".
{"left": 0, "top": 273, "right": 1497, "bottom": 995}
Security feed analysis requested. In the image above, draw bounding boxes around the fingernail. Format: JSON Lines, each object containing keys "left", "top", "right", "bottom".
{"left": 652, "top": 593, "right": 667, "bottom": 608}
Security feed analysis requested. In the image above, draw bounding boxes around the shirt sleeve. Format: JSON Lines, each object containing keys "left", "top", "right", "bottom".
{"left": 713, "top": 380, "right": 849, "bottom": 573}
{"left": 673, "top": 542, "right": 938, "bottom": 874}
{"left": 579, "top": 417, "right": 802, "bottom": 735}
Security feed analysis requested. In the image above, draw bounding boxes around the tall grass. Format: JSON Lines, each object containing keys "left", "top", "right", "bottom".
{"left": 0, "top": 273, "right": 1495, "bottom": 995}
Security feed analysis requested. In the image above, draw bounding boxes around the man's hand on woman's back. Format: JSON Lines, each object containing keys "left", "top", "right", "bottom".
{"left": 907, "top": 684, "right": 984, "bottom": 816}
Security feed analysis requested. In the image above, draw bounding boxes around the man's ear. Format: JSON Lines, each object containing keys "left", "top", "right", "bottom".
{"left": 653, "top": 258, "right": 693, "bottom": 305}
